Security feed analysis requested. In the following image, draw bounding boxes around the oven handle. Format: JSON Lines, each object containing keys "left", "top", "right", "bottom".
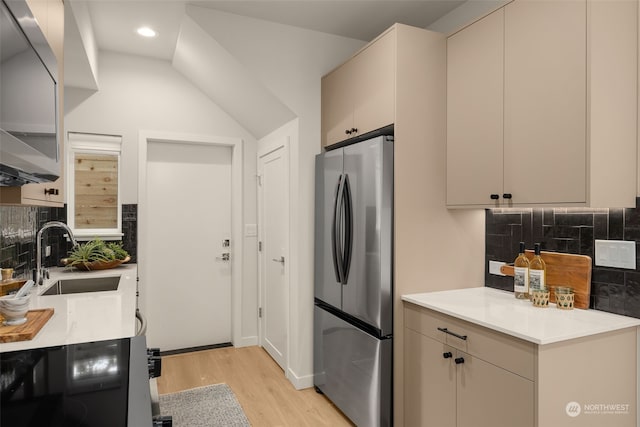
{"left": 135, "top": 309, "right": 147, "bottom": 336}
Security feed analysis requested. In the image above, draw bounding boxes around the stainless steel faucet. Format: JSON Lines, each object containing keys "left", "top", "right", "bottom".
{"left": 35, "top": 221, "right": 78, "bottom": 286}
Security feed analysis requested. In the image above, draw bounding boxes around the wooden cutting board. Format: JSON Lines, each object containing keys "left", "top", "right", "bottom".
{"left": 0, "top": 308, "right": 54, "bottom": 343}
{"left": 500, "top": 251, "right": 592, "bottom": 309}
{"left": 0, "top": 279, "right": 26, "bottom": 296}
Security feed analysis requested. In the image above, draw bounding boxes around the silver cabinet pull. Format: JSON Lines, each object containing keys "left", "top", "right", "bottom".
{"left": 272, "top": 256, "right": 285, "bottom": 264}
{"left": 216, "top": 253, "right": 230, "bottom": 261}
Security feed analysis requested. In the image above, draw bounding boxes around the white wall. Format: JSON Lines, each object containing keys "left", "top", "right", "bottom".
{"left": 65, "top": 0, "right": 99, "bottom": 90}
{"left": 190, "top": 9, "right": 366, "bottom": 388}
{"left": 64, "top": 51, "right": 259, "bottom": 344}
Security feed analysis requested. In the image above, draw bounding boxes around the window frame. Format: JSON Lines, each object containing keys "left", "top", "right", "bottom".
{"left": 66, "top": 132, "right": 123, "bottom": 241}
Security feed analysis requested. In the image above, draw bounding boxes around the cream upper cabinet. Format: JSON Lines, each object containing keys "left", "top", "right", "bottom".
{"left": 503, "top": 0, "right": 586, "bottom": 205}
{"left": 321, "top": 29, "right": 395, "bottom": 147}
{"left": 446, "top": 0, "right": 637, "bottom": 208}
{"left": 321, "top": 59, "right": 355, "bottom": 147}
{"left": 447, "top": 9, "right": 504, "bottom": 206}
{"left": 1, "top": 0, "right": 65, "bottom": 207}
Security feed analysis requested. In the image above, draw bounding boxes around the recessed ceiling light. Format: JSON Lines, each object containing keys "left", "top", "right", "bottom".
{"left": 136, "top": 27, "right": 157, "bottom": 38}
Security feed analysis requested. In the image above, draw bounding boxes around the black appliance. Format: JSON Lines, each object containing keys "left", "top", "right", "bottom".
{"left": 0, "top": 336, "right": 168, "bottom": 426}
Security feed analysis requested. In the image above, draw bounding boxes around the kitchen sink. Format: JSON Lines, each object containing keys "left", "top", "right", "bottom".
{"left": 42, "top": 276, "right": 120, "bottom": 296}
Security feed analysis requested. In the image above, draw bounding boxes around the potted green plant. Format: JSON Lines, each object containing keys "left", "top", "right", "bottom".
{"left": 63, "top": 239, "right": 130, "bottom": 271}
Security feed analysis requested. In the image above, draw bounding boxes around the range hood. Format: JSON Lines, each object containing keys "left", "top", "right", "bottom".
{"left": 1, "top": 0, "right": 60, "bottom": 187}
{"left": 0, "top": 130, "right": 59, "bottom": 186}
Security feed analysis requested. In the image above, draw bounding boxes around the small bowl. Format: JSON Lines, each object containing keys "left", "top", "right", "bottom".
{"left": 0, "top": 294, "right": 31, "bottom": 325}
{"left": 531, "top": 289, "right": 550, "bottom": 308}
{"left": 555, "top": 289, "right": 575, "bottom": 310}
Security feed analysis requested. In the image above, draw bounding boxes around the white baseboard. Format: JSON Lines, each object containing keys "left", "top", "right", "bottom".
{"left": 234, "top": 335, "right": 258, "bottom": 348}
{"left": 287, "top": 367, "right": 314, "bottom": 390}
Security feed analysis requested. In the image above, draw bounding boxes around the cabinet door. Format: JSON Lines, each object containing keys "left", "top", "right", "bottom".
{"left": 404, "top": 329, "right": 456, "bottom": 427}
{"left": 504, "top": 0, "right": 586, "bottom": 204}
{"left": 352, "top": 29, "right": 395, "bottom": 138}
{"left": 446, "top": 9, "right": 504, "bottom": 207}
{"left": 456, "top": 351, "right": 534, "bottom": 427}
{"left": 321, "top": 61, "right": 354, "bottom": 147}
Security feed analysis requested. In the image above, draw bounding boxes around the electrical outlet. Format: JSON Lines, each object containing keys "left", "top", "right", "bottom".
{"left": 489, "top": 260, "right": 506, "bottom": 276}
{"left": 45, "top": 245, "right": 51, "bottom": 257}
{"left": 595, "top": 240, "right": 636, "bottom": 269}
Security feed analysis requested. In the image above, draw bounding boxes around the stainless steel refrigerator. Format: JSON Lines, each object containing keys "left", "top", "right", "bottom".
{"left": 313, "top": 135, "right": 393, "bottom": 427}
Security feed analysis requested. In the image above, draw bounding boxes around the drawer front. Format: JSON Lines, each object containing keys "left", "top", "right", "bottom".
{"left": 404, "top": 303, "right": 535, "bottom": 380}
{"left": 405, "top": 303, "right": 452, "bottom": 343}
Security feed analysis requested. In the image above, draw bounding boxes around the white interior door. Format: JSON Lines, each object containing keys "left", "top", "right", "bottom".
{"left": 145, "top": 141, "right": 232, "bottom": 351}
{"left": 258, "top": 143, "right": 288, "bottom": 370}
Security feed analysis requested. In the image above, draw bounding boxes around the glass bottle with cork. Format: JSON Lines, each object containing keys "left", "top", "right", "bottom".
{"left": 529, "top": 243, "right": 547, "bottom": 295}
{"left": 513, "top": 242, "right": 530, "bottom": 299}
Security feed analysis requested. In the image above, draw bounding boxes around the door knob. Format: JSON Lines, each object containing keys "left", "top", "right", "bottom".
{"left": 216, "top": 253, "right": 230, "bottom": 261}
{"left": 272, "top": 256, "right": 285, "bottom": 264}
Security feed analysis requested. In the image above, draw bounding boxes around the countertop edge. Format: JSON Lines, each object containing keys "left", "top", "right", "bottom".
{"left": 0, "top": 264, "right": 138, "bottom": 353}
{"left": 402, "top": 288, "right": 640, "bottom": 345}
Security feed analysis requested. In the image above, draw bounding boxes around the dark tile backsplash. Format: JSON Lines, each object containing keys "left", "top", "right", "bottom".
{"left": 121, "top": 204, "right": 137, "bottom": 263}
{"left": 486, "top": 198, "right": 640, "bottom": 318}
{"left": 0, "top": 204, "right": 137, "bottom": 279}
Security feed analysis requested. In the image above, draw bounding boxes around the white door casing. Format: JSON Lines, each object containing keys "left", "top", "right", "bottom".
{"left": 258, "top": 138, "right": 289, "bottom": 371}
{"left": 138, "top": 131, "right": 243, "bottom": 350}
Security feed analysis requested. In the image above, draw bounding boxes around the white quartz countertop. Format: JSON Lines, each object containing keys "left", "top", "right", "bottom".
{"left": 402, "top": 287, "right": 640, "bottom": 345}
{"left": 1, "top": 264, "right": 137, "bottom": 353}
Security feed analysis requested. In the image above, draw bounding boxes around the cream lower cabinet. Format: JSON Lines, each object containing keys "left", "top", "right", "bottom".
{"left": 405, "top": 305, "right": 534, "bottom": 427}
{"left": 447, "top": 0, "right": 637, "bottom": 208}
{"left": 404, "top": 302, "right": 638, "bottom": 427}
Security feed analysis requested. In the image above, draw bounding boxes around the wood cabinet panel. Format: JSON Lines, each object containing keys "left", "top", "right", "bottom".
{"left": 446, "top": 9, "right": 504, "bottom": 206}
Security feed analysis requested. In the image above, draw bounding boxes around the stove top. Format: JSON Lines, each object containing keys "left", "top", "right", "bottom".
{"left": 1, "top": 338, "right": 131, "bottom": 426}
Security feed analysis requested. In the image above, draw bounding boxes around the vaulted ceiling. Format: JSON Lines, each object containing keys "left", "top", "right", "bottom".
{"left": 64, "top": 0, "right": 507, "bottom": 138}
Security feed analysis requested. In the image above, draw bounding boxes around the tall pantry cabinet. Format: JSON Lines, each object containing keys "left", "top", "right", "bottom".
{"left": 0, "top": 0, "right": 64, "bottom": 207}
{"left": 446, "top": 0, "right": 637, "bottom": 208}
{"left": 320, "top": 24, "right": 486, "bottom": 427}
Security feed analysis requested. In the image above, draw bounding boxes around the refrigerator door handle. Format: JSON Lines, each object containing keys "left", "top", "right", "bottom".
{"left": 331, "top": 174, "right": 345, "bottom": 283}
{"left": 341, "top": 174, "right": 353, "bottom": 284}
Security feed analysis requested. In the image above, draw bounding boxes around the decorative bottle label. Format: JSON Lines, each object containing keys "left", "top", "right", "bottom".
{"left": 514, "top": 266, "right": 529, "bottom": 293}
{"left": 529, "top": 269, "right": 545, "bottom": 291}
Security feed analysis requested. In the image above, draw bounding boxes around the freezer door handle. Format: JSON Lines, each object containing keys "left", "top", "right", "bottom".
{"left": 331, "top": 175, "right": 345, "bottom": 283}
{"left": 341, "top": 174, "right": 353, "bottom": 285}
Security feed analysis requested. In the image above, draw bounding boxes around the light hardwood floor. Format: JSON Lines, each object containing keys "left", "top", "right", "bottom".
{"left": 156, "top": 346, "right": 354, "bottom": 427}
